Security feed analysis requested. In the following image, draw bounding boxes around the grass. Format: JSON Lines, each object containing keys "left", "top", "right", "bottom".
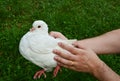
{"left": 0, "top": 0, "right": 120, "bottom": 81}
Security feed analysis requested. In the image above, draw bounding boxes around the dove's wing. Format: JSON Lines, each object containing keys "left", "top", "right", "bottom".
{"left": 19, "top": 33, "right": 59, "bottom": 71}
{"left": 28, "top": 34, "right": 59, "bottom": 54}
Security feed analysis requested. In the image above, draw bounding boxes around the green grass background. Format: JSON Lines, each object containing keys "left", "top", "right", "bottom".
{"left": 0, "top": 0, "right": 120, "bottom": 81}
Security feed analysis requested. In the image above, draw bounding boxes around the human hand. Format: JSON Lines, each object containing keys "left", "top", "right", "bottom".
{"left": 53, "top": 42, "right": 103, "bottom": 74}
{"left": 49, "top": 31, "right": 68, "bottom": 40}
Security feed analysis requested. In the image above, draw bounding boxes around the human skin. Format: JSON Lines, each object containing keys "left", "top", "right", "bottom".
{"left": 50, "top": 30, "right": 120, "bottom": 81}
{"left": 73, "top": 29, "right": 120, "bottom": 54}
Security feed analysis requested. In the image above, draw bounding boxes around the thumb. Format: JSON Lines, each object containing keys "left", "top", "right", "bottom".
{"left": 49, "top": 31, "right": 67, "bottom": 40}
{"left": 49, "top": 31, "right": 58, "bottom": 38}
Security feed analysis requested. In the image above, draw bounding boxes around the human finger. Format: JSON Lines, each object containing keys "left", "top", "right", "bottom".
{"left": 49, "top": 31, "right": 58, "bottom": 38}
{"left": 53, "top": 49, "right": 76, "bottom": 61}
{"left": 54, "top": 56, "right": 76, "bottom": 66}
{"left": 49, "top": 31, "right": 67, "bottom": 40}
{"left": 58, "top": 42, "right": 83, "bottom": 55}
{"left": 57, "top": 61, "right": 76, "bottom": 70}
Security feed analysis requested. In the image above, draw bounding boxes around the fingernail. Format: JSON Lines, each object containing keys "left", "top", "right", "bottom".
{"left": 58, "top": 42, "right": 62, "bottom": 46}
{"left": 54, "top": 56, "right": 58, "bottom": 60}
{"left": 53, "top": 49, "right": 57, "bottom": 53}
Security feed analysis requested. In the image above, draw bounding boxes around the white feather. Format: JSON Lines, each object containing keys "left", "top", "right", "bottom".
{"left": 19, "top": 20, "right": 76, "bottom": 72}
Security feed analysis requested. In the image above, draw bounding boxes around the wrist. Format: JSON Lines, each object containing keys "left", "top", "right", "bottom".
{"left": 90, "top": 59, "right": 120, "bottom": 81}
{"left": 91, "top": 59, "right": 104, "bottom": 77}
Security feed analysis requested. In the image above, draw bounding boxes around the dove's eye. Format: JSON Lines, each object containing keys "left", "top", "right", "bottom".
{"left": 38, "top": 26, "right": 41, "bottom": 28}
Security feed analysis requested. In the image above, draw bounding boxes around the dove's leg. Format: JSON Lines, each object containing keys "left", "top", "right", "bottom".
{"left": 53, "top": 65, "right": 61, "bottom": 77}
{"left": 33, "top": 69, "right": 46, "bottom": 79}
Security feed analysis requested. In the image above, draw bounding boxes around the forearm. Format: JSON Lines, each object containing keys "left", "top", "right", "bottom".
{"left": 76, "top": 29, "right": 120, "bottom": 54}
{"left": 92, "top": 61, "right": 120, "bottom": 81}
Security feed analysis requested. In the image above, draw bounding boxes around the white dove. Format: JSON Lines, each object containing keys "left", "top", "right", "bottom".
{"left": 19, "top": 20, "right": 76, "bottom": 79}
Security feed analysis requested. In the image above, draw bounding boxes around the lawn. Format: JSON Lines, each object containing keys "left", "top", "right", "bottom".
{"left": 0, "top": 0, "right": 120, "bottom": 81}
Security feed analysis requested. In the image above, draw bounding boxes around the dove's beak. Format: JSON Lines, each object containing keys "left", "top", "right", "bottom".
{"left": 30, "top": 27, "right": 35, "bottom": 32}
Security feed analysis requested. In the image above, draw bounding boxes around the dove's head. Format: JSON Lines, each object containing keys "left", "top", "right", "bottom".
{"left": 30, "top": 20, "right": 48, "bottom": 33}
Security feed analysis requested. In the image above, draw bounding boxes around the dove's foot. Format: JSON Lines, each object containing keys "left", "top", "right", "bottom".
{"left": 53, "top": 65, "right": 61, "bottom": 77}
{"left": 33, "top": 69, "right": 46, "bottom": 79}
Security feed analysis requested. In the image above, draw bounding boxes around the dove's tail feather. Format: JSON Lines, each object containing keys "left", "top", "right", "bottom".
{"left": 65, "top": 39, "right": 77, "bottom": 44}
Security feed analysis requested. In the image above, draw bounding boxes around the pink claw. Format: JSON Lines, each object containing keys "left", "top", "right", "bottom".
{"left": 53, "top": 65, "right": 61, "bottom": 77}
{"left": 33, "top": 69, "right": 46, "bottom": 79}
